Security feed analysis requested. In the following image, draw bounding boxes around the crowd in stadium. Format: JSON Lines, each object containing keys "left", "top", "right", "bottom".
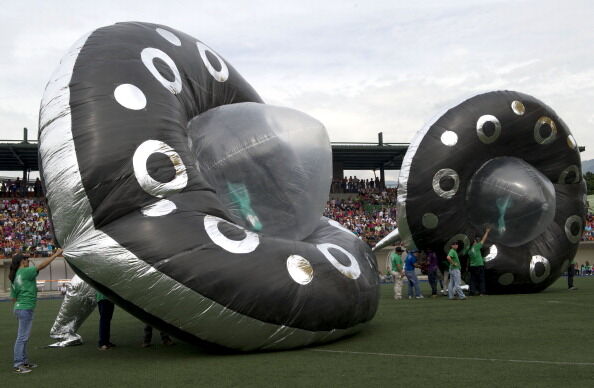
{"left": 581, "top": 212, "right": 594, "bottom": 241}
{"left": 0, "top": 178, "right": 56, "bottom": 258}
{"left": 1, "top": 178, "right": 593, "bottom": 255}
{"left": 323, "top": 188, "right": 398, "bottom": 246}
{"left": 330, "top": 176, "right": 385, "bottom": 193}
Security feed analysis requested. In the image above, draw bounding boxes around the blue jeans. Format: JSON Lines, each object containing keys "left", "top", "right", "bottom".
{"left": 405, "top": 270, "right": 422, "bottom": 297}
{"left": 14, "top": 309, "right": 34, "bottom": 367}
{"left": 448, "top": 269, "right": 465, "bottom": 299}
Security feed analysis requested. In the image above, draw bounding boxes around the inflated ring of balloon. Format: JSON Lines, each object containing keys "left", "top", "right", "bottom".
{"left": 397, "top": 90, "right": 586, "bottom": 294}
{"left": 39, "top": 22, "right": 379, "bottom": 350}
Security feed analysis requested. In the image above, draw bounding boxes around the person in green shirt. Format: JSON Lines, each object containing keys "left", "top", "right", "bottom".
{"left": 468, "top": 227, "right": 491, "bottom": 296}
{"left": 387, "top": 247, "right": 405, "bottom": 300}
{"left": 446, "top": 241, "right": 465, "bottom": 300}
{"left": 9, "top": 248, "right": 64, "bottom": 374}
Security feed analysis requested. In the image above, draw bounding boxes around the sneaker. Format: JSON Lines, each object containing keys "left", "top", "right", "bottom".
{"left": 22, "top": 363, "right": 38, "bottom": 369}
{"left": 431, "top": 295, "right": 438, "bottom": 298}
{"left": 415, "top": 296, "right": 424, "bottom": 299}
{"left": 14, "top": 366, "right": 32, "bottom": 374}
{"left": 408, "top": 296, "right": 412, "bottom": 299}
{"left": 569, "top": 286, "right": 578, "bottom": 291}
{"left": 98, "top": 345, "right": 110, "bottom": 350}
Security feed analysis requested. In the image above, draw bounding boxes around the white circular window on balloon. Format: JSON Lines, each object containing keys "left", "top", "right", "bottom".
{"left": 141, "top": 47, "right": 182, "bottom": 94}
{"left": 196, "top": 41, "right": 229, "bottom": 82}
{"left": 133, "top": 140, "right": 188, "bottom": 198}
{"left": 317, "top": 243, "right": 361, "bottom": 280}
{"left": 204, "top": 215, "right": 259, "bottom": 254}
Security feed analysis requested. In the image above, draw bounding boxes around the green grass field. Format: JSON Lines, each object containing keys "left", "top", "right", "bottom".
{"left": 2, "top": 277, "right": 594, "bottom": 387}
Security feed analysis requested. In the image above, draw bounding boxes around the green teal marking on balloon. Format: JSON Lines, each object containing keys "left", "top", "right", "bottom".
{"left": 227, "top": 182, "right": 262, "bottom": 231}
{"left": 495, "top": 195, "right": 513, "bottom": 234}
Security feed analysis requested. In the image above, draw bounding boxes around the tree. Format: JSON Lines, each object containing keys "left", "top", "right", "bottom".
{"left": 584, "top": 172, "right": 594, "bottom": 195}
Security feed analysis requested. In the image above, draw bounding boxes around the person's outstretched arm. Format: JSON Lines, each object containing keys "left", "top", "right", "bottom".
{"left": 480, "top": 227, "right": 491, "bottom": 244}
{"left": 35, "top": 248, "right": 64, "bottom": 272}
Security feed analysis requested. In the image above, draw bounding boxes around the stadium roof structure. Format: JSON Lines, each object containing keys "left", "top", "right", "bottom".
{"left": 0, "top": 137, "right": 411, "bottom": 173}
{"left": 0, "top": 133, "right": 584, "bottom": 175}
{"left": 331, "top": 142, "right": 409, "bottom": 171}
{"left": 0, "top": 140, "right": 39, "bottom": 172}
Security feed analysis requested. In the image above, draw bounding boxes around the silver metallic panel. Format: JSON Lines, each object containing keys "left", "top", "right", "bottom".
{"left": 156, "top": 28, "right": 181, "bottom": 46}
{"left": 476, "top": 114, "right": 501, "bottom": 144}
{"left": 204, "top": 215, "right": 260, "bottom": 254}
{"left": 371, "top": 228, "right": 401, "bottom": 252}
{"left": 432, "top": 168, "right": 460, "bottom": 199}
{"left": 132, "top": 139, "right": 188, "bottom": 198}
{"left": 422, "top": 213, "right": 438, "bottom": 229}
{"left": 39, "top": 31, "right": 92, "bottom": 244}
{"left": 196, "top": 41, "right": 229, "bottom": 82}
{"left": 316, "top": 243, "right": 361, "bottom": 280}
{"left": 141, "top": 47, "right": 182, "bottom": 94}
{"left": 529, "top": 255, "right": 550, "bottom": 283}
{"left": 49, "top": 275, "right": 96, "bottom": 347}
{"left": 440, "top": 131, "right": 458, "bottom": 146}
{"left": 286, "top": 255, "right": 314, "bottom": 285}
{"left": 511, "top": 100, "right": 525, "bottom": 116}
{"left": 558, "top": 165, "right": 580, "bottom": 184}
{"left": 534, "top": 116, "right": 557, "bottom": 145}
{"left": 564, "top": 215, "right": 583, "bottom": 244}
{"left": 114, "top": 83, "right": 147, "bottom": 110}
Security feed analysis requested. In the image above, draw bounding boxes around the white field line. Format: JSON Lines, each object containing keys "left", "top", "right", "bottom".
{"left": 545, "top": 300, "right": 592, "bottom": 307}
{"left": 310, "top": 349, "right": 594, "bottom": 367}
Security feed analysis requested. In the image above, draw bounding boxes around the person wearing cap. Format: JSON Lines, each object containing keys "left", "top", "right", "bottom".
{"left": 468, "top": 227, "right": 491, "bottom": 296}
{"left": 404, "top": 249, "right": 423, "bottom": 299}
{"left": 387, "top": 246, "right": 405, "bottom": 300}
{"left": 9, "top": 247, "right": 64, "bottom": 373}
{"left": 446, "top": 241, "right": 465, "bottom": 300}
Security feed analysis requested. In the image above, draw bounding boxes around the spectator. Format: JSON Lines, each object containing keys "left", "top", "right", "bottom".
{"left": 33, "top": 178, "right": 42, "bottom": 197}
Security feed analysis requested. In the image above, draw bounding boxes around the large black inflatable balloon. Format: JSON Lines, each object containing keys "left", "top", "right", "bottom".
{"left": 39, "top": 22, "right": 379, "bottom": 350}
{"left": 397, "top": 91, "right": 586, "bottom": 294}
